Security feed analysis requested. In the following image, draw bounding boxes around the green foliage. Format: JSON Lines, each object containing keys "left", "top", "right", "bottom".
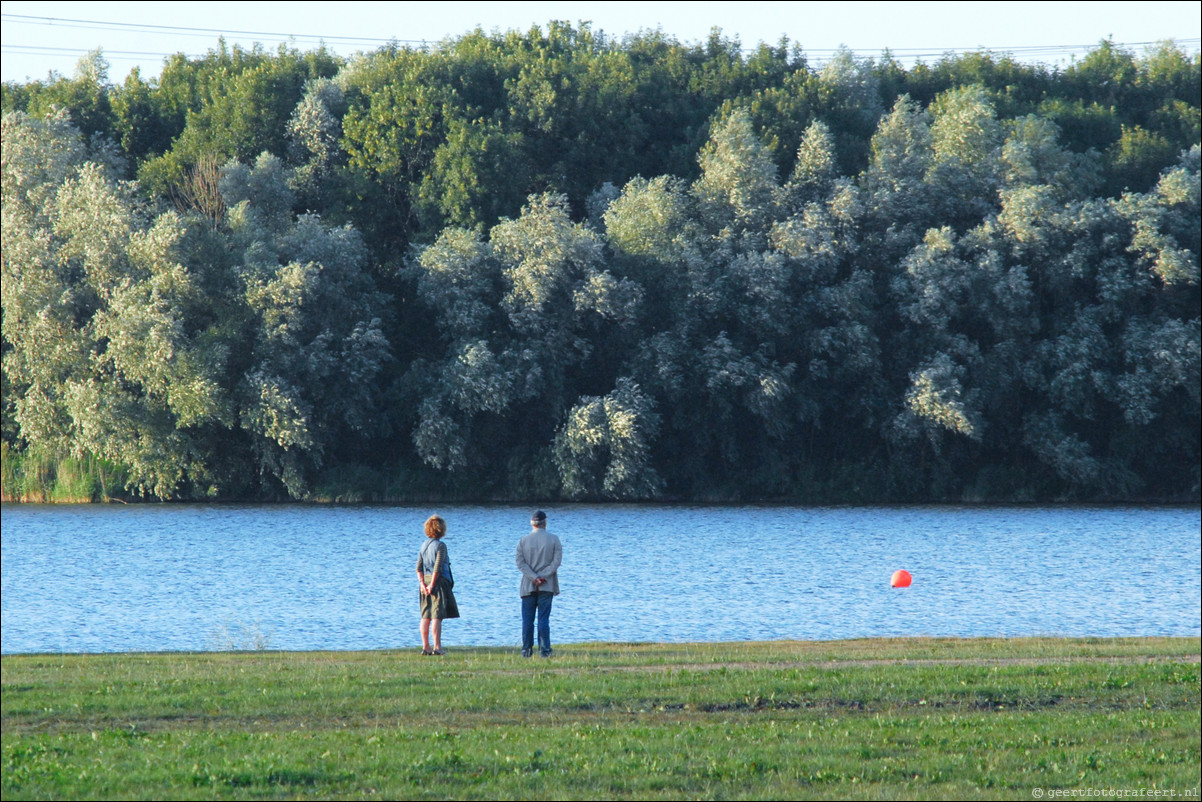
{"left": 1107, "top": 124, "right": 1183, "bottom": 194}
{"left": 219, "top": 153, "right": 392, "bottom": 497}
{"left": 2, "top": 111, "right": 229, "bottom": 497}
{"left": 696, "top": 108, "right": 784, "bottom": 232}
{"left": 334, "top": 23, "right": 810, "bottom": 251}
{"left": 554, "top": 378, "right": 662, "bottom": 498}
{"left": 0, "top": 51, "right": 116, "bottom": 147}
{"left": 2, "top": 34, "right": 1199, "bottom": 502}
{"left": 1, "top": 442, "right": 131, "bottom": 502}
{"left": 134, "top": 41, "right": 342, "bottom": 199}
{"left": 403, "top": 193, "right": 649, "bottom": 497}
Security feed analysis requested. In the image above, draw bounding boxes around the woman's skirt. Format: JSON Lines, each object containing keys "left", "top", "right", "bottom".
{"left": 419, "top": 575, "right": 460, "bottom": 619}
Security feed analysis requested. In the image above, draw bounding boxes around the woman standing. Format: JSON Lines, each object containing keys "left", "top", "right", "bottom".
{"left": 416, "top": 514, "right": 459, "bottom": 655}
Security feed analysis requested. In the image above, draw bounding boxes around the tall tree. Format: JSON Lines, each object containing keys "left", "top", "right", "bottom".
{"left": 2, "top": 111, "right": 229, "bottom": 496}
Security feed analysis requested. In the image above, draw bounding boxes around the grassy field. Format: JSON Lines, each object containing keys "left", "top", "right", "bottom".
{"left": 2, "top": 637, "right": 1199, "bottom": 800}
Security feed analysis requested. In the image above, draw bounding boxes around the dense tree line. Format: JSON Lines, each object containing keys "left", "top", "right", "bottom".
{"left": 2, "top": 26, "right": 1199, "bottom": 502}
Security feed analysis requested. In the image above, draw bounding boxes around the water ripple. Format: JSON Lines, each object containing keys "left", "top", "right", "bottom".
{"left": 1, "top": 504, "right": 1198, "bottom": 653}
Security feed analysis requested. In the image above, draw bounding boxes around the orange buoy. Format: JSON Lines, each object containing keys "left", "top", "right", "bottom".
{"left": 890, "top": 569, "right": 912, "bottom": 588}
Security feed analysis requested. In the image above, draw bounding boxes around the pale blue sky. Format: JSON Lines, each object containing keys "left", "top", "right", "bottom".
{"left": 2, "top": 0, "right": 1199, "bottom": 83}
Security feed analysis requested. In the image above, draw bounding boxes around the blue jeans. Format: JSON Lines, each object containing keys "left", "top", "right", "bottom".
{"left": 521, "top": 591, "right": 554, "bottom": 656}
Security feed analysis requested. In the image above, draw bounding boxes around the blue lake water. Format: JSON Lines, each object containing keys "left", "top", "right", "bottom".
{"left": 1, "top": 504, "right": 1199, "bottom": 654}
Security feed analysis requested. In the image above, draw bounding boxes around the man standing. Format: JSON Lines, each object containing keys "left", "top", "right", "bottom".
{"left": 516, "top": 510, "right": 562, "bottom": 658}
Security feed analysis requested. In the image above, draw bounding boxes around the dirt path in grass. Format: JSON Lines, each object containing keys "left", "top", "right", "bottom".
{"left": 489, "top": 651, "right": 1201, "bottom": 675}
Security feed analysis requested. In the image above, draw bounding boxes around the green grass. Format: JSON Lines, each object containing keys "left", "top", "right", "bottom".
{"left": 3, "top": 638, "right": 1199, "bottom": 800}
{"left": 1, "top": 444, "right": 131, "bottom": 502}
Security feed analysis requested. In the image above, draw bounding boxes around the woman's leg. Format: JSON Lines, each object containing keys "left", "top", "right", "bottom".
{"left": 431, "top": 618, "right": 443, "bottom": 652}
{"left": 420, "top": 617, "right": 431, "bottom": 652}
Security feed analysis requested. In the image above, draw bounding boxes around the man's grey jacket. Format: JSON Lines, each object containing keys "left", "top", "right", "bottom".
{"left": 516, "top": 527, "right": 562, "bottom": 596}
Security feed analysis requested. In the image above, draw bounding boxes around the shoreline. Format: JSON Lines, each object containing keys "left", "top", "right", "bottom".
{"left": 6, "top": 496, "right": 1202, "bottom": 506}
{"left": 4, "top": 633, "right": 1199, "bottom": 659}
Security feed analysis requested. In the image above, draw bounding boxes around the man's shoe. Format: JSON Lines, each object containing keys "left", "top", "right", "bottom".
{"left": 521, "top": 649, "right": 532, "bottom": 658}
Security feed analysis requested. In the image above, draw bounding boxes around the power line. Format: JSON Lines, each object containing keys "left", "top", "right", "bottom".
{"left": 6, "top": 12, "right": 1198, "bottom": 53}
{"left": 2, "top": 45, "right": 208, "bottom": 62}
{"left": 1, "top": 13, "right": 446, "bottom": 47}
{"left": 2, "top": 12, "right": 1197, "bottom": 71}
